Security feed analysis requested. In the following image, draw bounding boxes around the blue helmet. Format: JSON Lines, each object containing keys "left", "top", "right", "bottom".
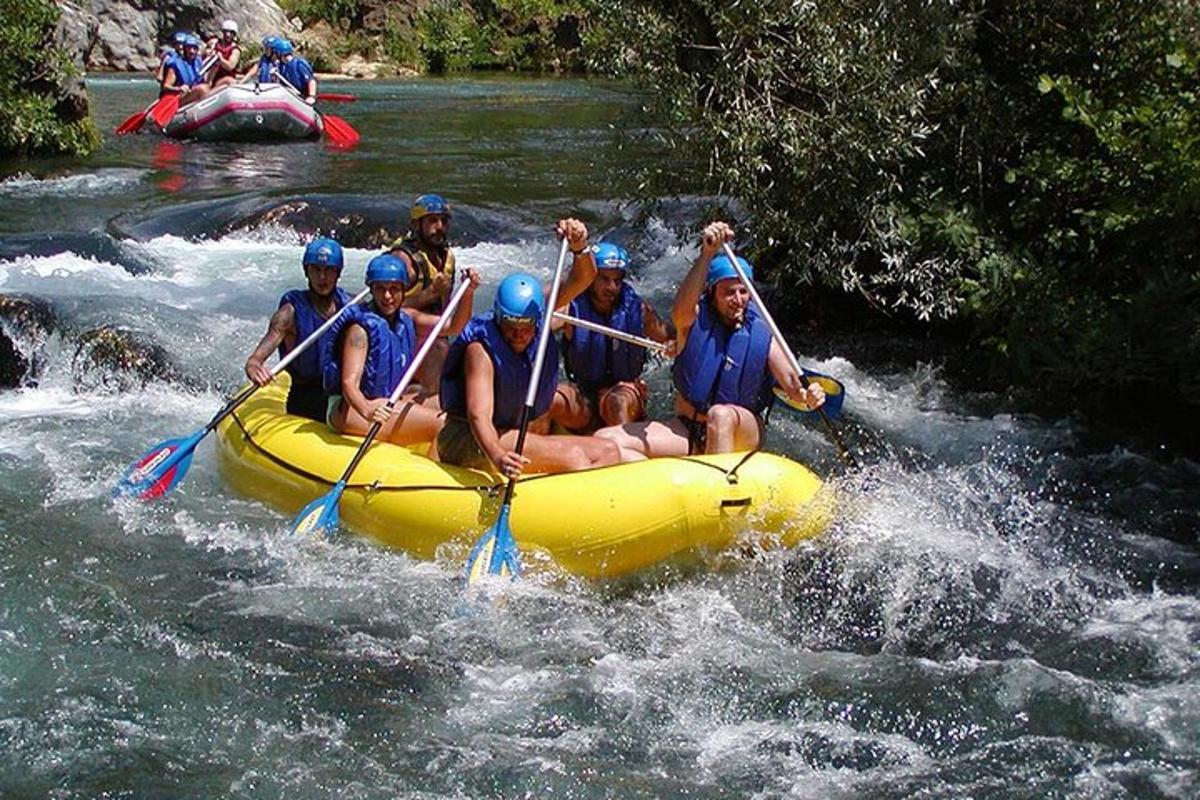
{"left": 706, "top": 253, "right": 753, "bottom": 287}
{"left": 261, "top": 34, "right": 279, "bottom": 51}
{"left": 183, "top": 34, "right": 202, "bottom": 48}
{"left": 275, "top": 38, "right": 294, "bottom": 56}
{"left": 410, "top": 193, "right": 451, "bottom": 222}
{"left": 171, "top": 31, "right": 188, "bottom": 46}
{"left": 592, "top": 242, "right": 629, "bottom": 273}
{"left": 493, "top": 273, "right": 544, "bottom": 324}
{"left": 365, "top": 253, "right": 411, "bottom": 286}
{"left": 302, "top": 238, "right": 344, "bottom": 270}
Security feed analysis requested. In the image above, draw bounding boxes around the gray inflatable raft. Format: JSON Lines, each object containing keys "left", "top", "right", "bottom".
{"left": 163, "top": 84, "right": 322, "bottom": 142}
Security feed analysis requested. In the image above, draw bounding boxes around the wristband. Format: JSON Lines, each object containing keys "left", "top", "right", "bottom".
{"left": 570, "top": 245, "right": 587, "bottom": 255}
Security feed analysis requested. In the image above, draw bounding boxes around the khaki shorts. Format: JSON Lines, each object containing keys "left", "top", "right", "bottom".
{"left": 435, "top": 416, "right": 494, "bottom": 472}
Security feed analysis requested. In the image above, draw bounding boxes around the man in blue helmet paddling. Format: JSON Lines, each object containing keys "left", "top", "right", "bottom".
{"left": 437, "top": 219, "right": 633, "bottom": 477}
{"left": 276, "top": 39, "right": 317, "bottom": 103}
{"left": 244, "top": 35, "right": 280, "bottom": 84}
{"left": 389, "top": 193, "right": 457, "bottom": 392}
{"left": 160, "top": 34, "right": 210, "bottom": 108}
{"left": 244, "top": 238, "right": 351, "bottom": 422}
{"left": 596, "top": 221, "right": 825, "bottom": 457}
{"left": 323, "top": 254, "right": 478, "bottom": 446}
{"left": 554, "top": 242, "right": 674, "bottom": 432}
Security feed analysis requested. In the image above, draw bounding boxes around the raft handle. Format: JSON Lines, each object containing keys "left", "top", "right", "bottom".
{"left": 720, "top": 497, "right": 752, "bottom": 508}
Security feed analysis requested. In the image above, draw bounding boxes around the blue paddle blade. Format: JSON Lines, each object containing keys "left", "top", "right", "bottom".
{"left": 465, "top": 504, "right": 522, "bottom": 584}
{"left": 773, "top": 368, "right": 846, "bottom": 420}
{"left": 113, "top": 429, "right": 205, "bottom": 501}
{"left": 289, "top": 480, "right": 345, "bottom": 538}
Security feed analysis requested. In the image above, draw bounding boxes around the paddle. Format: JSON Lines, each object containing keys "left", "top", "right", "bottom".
{"left": 149, "top": 94, "right": 181, "bottom": 127}
{"left": 289, "top": 279, "right": 475, "bottom": 538}
{"left": 271, "top": 69, "right": 360, "bottom": 148}
{"left": 465, "top": 239, "right": 571, "bottom": 584}
{"left": 316, "top": 93, "right": 356, "bottom": 103}
{"left": 113, "top": 287, "right": 370, "bottom": 501}
{"left": 115, "top": 101, "right": 156, "bottom": 135}
{"left": 552, "top": 311, "right": 668, "bottom": 353}
{"left": 720, "top": 243, "right": 858, "bottom": 468}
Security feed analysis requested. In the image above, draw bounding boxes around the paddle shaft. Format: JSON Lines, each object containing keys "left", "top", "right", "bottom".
{"left": 204, "top": 286, "right": 370, "bottom": 435}
{"left": 552, "top": 311, "right": 668, "bottom": 352}
{"left": 720, "top": 243, "right": 858, "bottom": 468}
{"left": 334, "top": 278, "right": 473, "bottom": 483}
{"left": 496, "top": 238, "right": 571, "bottom": 507}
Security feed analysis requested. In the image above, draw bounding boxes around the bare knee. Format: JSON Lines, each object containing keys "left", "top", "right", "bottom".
{"left": 589, "top": 437, "right": 621, "bottom": 466}
{"left": 706, "top": 405, "right": 738, "bottom": 438}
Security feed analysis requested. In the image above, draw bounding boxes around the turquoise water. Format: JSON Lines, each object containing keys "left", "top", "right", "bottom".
{"left": 0, "top": 75, "right": 1196, "bottom": 798}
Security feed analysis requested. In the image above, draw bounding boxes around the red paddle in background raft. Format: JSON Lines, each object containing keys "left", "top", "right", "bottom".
{"left": 316, "top": 93, "right": 356, "bottom": 103}
{"left": 271, "top": 70, "right": 360, "bottom": 149}
{"left": 115, "top": 95, "right": 179, "bottom": 135}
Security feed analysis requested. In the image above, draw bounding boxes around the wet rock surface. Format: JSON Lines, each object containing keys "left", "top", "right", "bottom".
{"left": 72, "top": 325, "right": 185, "bottom": 391}
{"left": 0, "top": 294, "right": 57, "bottom": 388}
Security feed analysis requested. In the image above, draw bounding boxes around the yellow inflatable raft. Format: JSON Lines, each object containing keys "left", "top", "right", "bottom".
{"left": 215, "top": 380, "right": 833, "bottom": 579}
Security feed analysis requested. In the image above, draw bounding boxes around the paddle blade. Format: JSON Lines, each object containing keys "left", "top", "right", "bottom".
{"left": 316, "top": 93, "right": 356, "bottom": 103}
{"left": 465, "top": 504, "right": 522, "bottom": 584}
{"left": 773, "top": 369, "right": 846, "bottom": 420}
{"left": 150, "top": 94, "right": 180, "bottom": 127}
{"left": 113, "top": 430, "right": 204, "bottom": 501}
{"left": 115, "top": 108, "right": 149, "bottom": 135}
{"left": 289, "top": 480, "right": 346, "bottom": 538}
{"left": 321, "top": 113, "right": 360, "bottom": 148}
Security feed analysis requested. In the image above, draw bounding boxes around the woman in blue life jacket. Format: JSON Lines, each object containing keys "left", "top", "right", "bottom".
{"left": 436, "top": 219, "right": 638, "bottom": 477}
{"left": 244, "top": 238, "right": 351, "bottom": 422}
{"left": 242, "top": 35, "right": 280, "bottom": 84}
{"left": 160, "top": 34, "right": 210, "bottom": 108}
{"left": 554, "top": 242, "right": 674, "bottom": 433}
{"left": 595, "top": 221, "right": 825, "bottom": 457}
{"left": 326, "top": 254, "right": 480, "bottom": 447}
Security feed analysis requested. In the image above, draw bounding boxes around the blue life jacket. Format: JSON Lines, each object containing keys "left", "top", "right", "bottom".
{"left": 256, "top": 56, "right": 275, "bottom": 84}
{"left": 321, "top": 304, "right": 416, "bottom": 399}
{"left": 441, "top": 313, "right": 558, "bottom": 430}
{"left": 278, "top": 287, "right": 350, "bottom": 388}
{"left": 190, "top": 55, "right": 205, "bottom": 79}
{"left": 672, "top": 301, "right": 774, "bottom": 415}
{"left": 280, "top": 57, "right": 314, "bottom": 93}
{"left": 564, "top": 284, "right": 646, "bottom": 390}
{"left": 165, "top": 56, "right": 197, "bottom": 88}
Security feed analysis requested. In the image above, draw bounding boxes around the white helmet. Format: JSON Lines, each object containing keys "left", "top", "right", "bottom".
{"left": 221, "top": 20, "right": 238, "bottom": 33}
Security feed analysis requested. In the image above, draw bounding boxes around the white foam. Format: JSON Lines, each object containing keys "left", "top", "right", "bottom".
{"left": 0, "top": 168, "right": 146, "bottom": 197}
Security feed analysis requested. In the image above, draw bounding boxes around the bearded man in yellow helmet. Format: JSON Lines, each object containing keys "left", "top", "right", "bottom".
{"left": 388, "top": 193, "right": 456, "bottom": 392}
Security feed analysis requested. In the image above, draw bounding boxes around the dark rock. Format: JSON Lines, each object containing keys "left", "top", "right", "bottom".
{"left": 0, "top": 294, "right": 58, "bottom": 388}
{"left": 72, "top": 325, "right": 183, "bottom": 392}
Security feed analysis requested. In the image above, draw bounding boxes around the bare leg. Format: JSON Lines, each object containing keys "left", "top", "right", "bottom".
{"left": 497, "top": 430, "right": 621, "bottom": 474}
{"left": 551, "top": 382, "right": 593, "bottom": 432}
{"left": 598, "top": 380, "right": 647, "bottom": 426}
{"left": 704, "top": 403, "right": 763, "bottom": 454}
{"left": 414, "top": 338, "right": 449, "bottom": 398}
{"left": 595, "top": 417, "right": 692, "bottom": 459}
{"left": 333, "top": 393, "right": 445, "bottom": 446}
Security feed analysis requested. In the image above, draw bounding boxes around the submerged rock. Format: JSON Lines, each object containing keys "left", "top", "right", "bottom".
{"left": 0, "top": 294, "right": 57, "bottom": 388}
{"left": 72, "top": 326, "right": 184, "bottom": 392}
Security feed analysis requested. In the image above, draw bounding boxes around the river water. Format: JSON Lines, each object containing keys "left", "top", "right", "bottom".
{"left": 0, "top": 76, "right": 1197, "bottom": 798}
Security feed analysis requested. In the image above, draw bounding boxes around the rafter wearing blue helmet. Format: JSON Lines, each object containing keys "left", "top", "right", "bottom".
{"left": 159, "top": 32, "right": 211, "bottom": 106}
{"left": 275, "top": 39, "right": 317, "bottom": 104}
{"left": 437, "top": 218, "right": 629, "bottom": 478}
{"left": 594, "top": 221, "right": 825, "bottom": 461}
{"left": 557, "top": 241, "right": 674, "bottom": 433}
{"left": 251, "top": 35, "right": 281, "bottom": 84}
{"left": 322, "top": 254, "right": 480, "bottom": 447}
{"left": 242, "top": 237, "right": 351, "bottom": 423}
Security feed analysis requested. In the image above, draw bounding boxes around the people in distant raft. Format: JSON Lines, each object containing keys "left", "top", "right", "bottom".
{"left": 553, "top": 242, "right": 674, "bottom": 432}
{"left": 595, "top": 221, "right": 825, "bottom": 457}
{"left": 273, "top": 39, "right": 317, "bottom": 104}
{"left": 244, "top": 238, "right": 351, "bottom": 422}
{"left": 159, "top": 33, "right": 210, "bottom": 108}
{"left": 155, "top": 31, "right": 187, "bottom": 84}
{"left": 436, "top": 219, "right": 641, "bottom": 477}
{"left": 205, "top": 20, "right": 241, "bottom": 89}
{"left": 323, "top": 254, "right": 481, "bottom": 446}
{"left": 388, "top": 193, "right": 456, "bottom": 393}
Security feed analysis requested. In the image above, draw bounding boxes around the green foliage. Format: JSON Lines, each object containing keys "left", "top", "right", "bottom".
{"left": 278, "top": 0, "right": 360, "bottom": 30}
{"left": 594, "top": 0, "right": 1200, "bottom": 411}
{"left": 0, "top": 0, "right": 100, "bottom": 157}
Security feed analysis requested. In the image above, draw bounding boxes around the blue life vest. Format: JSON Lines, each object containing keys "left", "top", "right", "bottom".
{"left": 441, "top": 313, "right": 558, "bottom": 430}
{"left": 165, "top": 56, "right": 197, "bottom": 89}
{"left": 256, "top": 56, "right": 275, "bottom": 84}
{"left": 672, "top": 302, "right": 774, "bottom": 415}
{"left": 321, "top": 304, "right": 416, "bottom": 400}
{"left": 190, "top": 55, "right": 205, "bottom": 79}
{"left": 280, "top": 57, "right": 314, "bottom": 93}
{"left": 564, "top": 284, "right": 646, "bottom": 390}
{"left": 278, "top": 288, "right": 350, "bottom": 387}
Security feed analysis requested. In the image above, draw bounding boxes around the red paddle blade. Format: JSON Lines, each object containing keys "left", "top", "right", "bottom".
{"left": 115, "top": 108, "right": 149, "bottom": 135}
{"left": 316, "top": 93, "right": 356, "bottom": 103}
{"left": 150, "top": 95, "right": 180, "bottom": 127}
{"left": 321, "top": 113, "right": 360, "bottom": 148}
